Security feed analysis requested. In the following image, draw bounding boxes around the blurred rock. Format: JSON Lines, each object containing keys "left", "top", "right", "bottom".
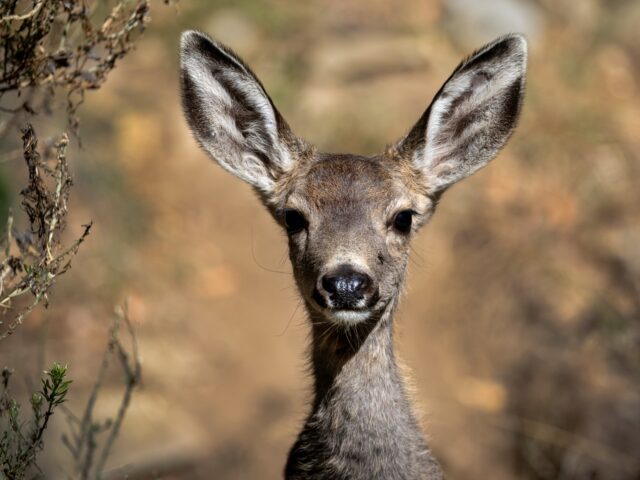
{"left": 443, "top": 0, "right": 544, "bottom": 48}
{"left": 596, "top": 45, "right": 636, "bottom": 101}
{"left": 616, "top": 1, "right": 640, "bottom": 57}
{"left": 197, "top": 263, "right": 239, "bottom": 299}
{"left": 458, "top": 377, "right": 507, "bottom": 413}
{"left": 206, "top": 10, "right": 259, "bottom": 54}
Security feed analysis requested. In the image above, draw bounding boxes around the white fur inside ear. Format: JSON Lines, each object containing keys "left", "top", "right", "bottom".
{"left": 180, "top": 31, "right": 294, "bottom": 195}
{"left": 238, "top": 153, "right": 276, "bottom": 192}
{"left": 423, "top": 68, "right": 520, "bottom": 170}
{"left": 224, "top": 69, "right": 293, "bottom": 171}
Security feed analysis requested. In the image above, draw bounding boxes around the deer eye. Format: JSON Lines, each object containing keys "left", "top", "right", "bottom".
{"left": 284, "top": 209, "right": 308, "bottom": 234}
{"left": 392, "top": 210, "right": 414, "bottom": 234}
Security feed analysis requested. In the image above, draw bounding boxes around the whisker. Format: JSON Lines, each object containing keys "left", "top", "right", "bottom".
{"left": 409, "top": 244, "right": 427, "bottom": 269}
{"left": 276, "top": 299, "right": 303, "bottom": 337}
{"left": 318, "top": 321, "right": 339, "bottom": 344}
{"left": 346, "top": 325, "right": 356, "bottom": 352}
{"left": 353, "top": 323, "right": 363, "bottom": 347}
{"left": 250, "top": 227, "right": 290, "bottom": 274}
{"left": 280, "top": 283, "right": 297, "bottom": 292}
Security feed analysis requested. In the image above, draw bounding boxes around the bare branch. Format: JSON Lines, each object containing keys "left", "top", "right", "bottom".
{"left": 0, "top": 0, "right": 44, "bottom": 22}
{"left": 0, "top": 125, "right": 92, "bottom": 340}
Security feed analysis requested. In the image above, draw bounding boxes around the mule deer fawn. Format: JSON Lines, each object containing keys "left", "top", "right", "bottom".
{"left": 180, "top": 31, "right": 527, "bottom": 479}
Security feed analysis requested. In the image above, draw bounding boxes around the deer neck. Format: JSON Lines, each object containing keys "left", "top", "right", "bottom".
{"left": 285, "top": 302, "right": 442, "bottom": 480}
{"left": 307, "top": 301, "right": 421, "bottom": 432}
{"left": 285, "top": 301, "right": 441, "bottom": 479}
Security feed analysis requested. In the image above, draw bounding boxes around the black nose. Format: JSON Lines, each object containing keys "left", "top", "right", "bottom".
{"left": 322, "top": 272, "right": 369, "bottom": 296}
{"left": 320, "top": 265, "right": 373, "bottom": 308}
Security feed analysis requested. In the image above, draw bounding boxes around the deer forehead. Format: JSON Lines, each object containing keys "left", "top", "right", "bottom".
{"left": 285, "top": 154, "right": 417, "bottom": 217}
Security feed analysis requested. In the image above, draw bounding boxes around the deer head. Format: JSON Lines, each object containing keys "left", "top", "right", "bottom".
{"left": 180, "top": 31, "right": 527, "bottom": 328}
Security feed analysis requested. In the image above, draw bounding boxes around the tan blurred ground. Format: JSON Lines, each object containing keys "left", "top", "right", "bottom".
{"left": 2, "top": 0, "right": 640, "bottom": 478}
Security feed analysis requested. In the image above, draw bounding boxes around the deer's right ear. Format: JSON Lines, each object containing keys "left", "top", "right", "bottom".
{"left": 180, "top": 31, "right": 297, "bottom": 194}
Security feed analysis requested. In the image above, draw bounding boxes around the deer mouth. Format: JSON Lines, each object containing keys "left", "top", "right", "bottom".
{"left": 313, "top": 286, "right": 378, "bottom": 305}
{"left": 311, "top": 288, "right": 380, "bottom": 324}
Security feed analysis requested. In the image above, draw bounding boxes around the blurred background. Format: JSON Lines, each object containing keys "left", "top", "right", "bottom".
{"left": 1, "top": 0, "right": 639, "bottom": 478}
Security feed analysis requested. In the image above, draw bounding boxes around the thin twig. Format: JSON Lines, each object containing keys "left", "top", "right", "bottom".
{"left": 93, "top": 303, "right": 141, "bottom": 476}
{"left": 0, "top": 0, "right": 44, "bottom": 22}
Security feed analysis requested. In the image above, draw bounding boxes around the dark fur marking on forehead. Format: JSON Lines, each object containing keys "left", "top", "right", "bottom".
{"left": 305, "top": 154, "right": 393, "bottom": 196}
{"left": 312, "top": 153, "right": 388, "bottom": 177}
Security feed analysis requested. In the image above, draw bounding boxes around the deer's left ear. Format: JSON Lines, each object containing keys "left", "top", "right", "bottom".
{"left": 180, "top": 31, "right": 299, "bottom": 195}
{"left": 394, "top": 34, "right": 527, "bottom": 194}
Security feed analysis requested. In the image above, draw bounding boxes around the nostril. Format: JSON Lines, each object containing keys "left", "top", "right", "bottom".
{"left": 348, "top": 273, "right": 369, "bottom": 294}
{"left": 322, "top": 274, "right": 338, "bottom": 294}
